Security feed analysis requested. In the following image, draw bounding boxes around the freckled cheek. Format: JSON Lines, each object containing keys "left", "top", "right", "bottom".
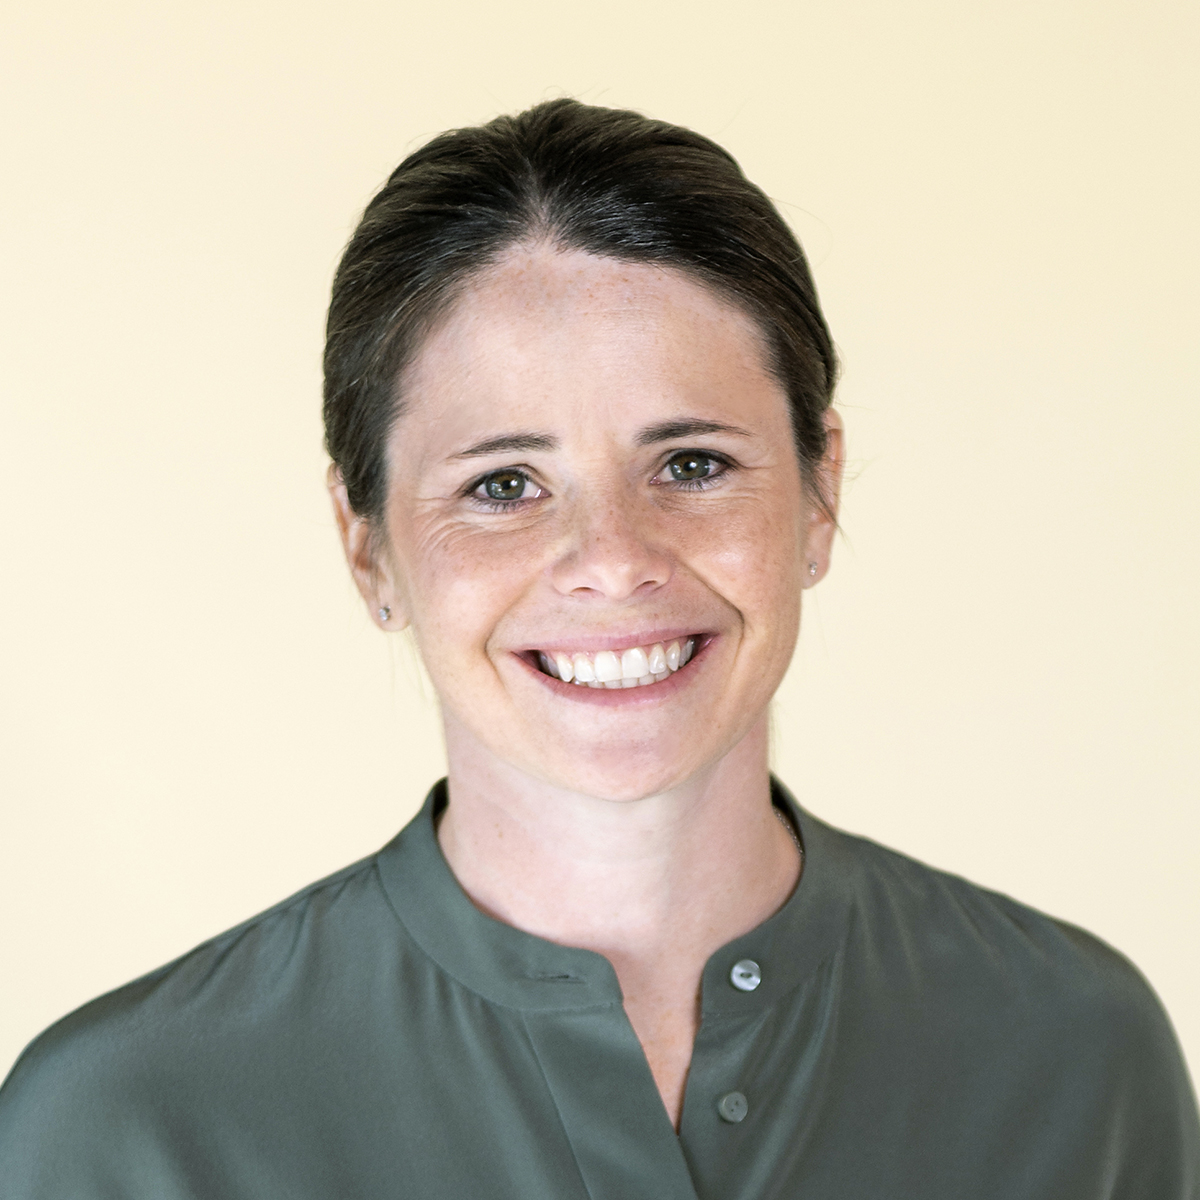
{"left": 403, "top": 537, "right": 545, "bottom": 668}
{"left": 688, "top": 509, "right": 805, "bottom": 629}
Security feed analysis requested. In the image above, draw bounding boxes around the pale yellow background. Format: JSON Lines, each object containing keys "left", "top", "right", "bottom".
{"left": 2, "top": 0, "right": 1197, "bottom": 1085}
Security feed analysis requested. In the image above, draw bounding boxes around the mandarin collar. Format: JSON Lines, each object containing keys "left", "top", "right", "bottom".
{"left": 376, "top": 777, "right": 853, "bottom": 1014}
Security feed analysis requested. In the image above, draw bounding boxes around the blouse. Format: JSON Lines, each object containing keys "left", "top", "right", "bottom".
{"left": 1, "top": 779, "right": 1197, "bottom": 1198}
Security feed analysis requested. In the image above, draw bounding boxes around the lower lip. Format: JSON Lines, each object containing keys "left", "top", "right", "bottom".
{"left": 516, "top": 638, "right": 711, "bottom": 706}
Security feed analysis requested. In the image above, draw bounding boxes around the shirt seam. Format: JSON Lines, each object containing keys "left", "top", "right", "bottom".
{"left": 517, "top": 1008, "right": 602, "bottom": 1200}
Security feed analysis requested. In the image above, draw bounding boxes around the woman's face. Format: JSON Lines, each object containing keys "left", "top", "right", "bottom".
{"left": 337, "top": 244, "right": 841, "bottom": 802}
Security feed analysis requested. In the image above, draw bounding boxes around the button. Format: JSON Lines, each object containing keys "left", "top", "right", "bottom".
{"left": 729, "top": 959, "right": 761, "bottom": 992}
{"left": 717, "top": 1091, "right": 748, "bottom": 1123}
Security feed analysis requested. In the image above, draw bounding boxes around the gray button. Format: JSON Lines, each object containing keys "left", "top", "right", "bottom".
{"left": 717, "top": 1091, "right": 748, "bottom": 1123}
{"left": 729, "top": 959, "right": 761, "bottom": 992}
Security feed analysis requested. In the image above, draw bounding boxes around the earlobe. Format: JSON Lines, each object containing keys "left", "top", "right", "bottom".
{"left": 326, "top": 464, "right": 409, "bottom": 630}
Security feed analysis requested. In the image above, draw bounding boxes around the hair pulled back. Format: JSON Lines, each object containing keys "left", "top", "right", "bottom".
{"left": 324, "top": 98, "right": 838, "bottom": 522}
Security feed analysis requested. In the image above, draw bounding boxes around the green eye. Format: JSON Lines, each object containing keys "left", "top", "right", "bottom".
{"left": 482, "top": 471, "right": 527, "bottom": 501}
{"left": 668, "top": 453, "right": 716, "bottom": 481}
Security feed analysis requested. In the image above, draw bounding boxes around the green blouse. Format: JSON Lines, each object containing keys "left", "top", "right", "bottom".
{"left": 2, "top": 780, "right": 1197, "bottom": 1198}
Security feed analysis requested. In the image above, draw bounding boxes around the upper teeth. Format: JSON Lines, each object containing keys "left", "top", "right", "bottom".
{"left": 538, "top": 639, "right": 695, "bottom": 688}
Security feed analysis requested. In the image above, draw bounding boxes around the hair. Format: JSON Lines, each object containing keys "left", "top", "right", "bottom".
{"left": 323, "top": 98, "right": 838, "bottom": 523}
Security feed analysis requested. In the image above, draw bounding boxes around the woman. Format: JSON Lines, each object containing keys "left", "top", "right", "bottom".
{"left": 1, "top": 99, "right": 1196, "bottom": 1198}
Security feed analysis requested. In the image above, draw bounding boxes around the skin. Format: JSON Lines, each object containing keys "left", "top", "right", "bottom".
{"left": 330, "top": 243, "right": 844, "bottom": 1127}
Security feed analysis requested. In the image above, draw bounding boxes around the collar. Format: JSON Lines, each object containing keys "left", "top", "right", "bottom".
{"left": 375, "top": 777, "right": 853, "bottom": 1015}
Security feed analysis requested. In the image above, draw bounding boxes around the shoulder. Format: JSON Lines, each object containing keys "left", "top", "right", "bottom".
{"left": 823, "top": 815, "right": 1156, "bottom": 1009}
{"left": 4, "top": 849, "right": 389, "bottom": 1078}
{"left": 801, "top": 814, "right": 1200, "bottom": 1188}
{"left": 0, "top": 850, "right": 396, "bottom": 1189}
{"left": 811, "top": 811, "right": 1194, "bottom": 1097}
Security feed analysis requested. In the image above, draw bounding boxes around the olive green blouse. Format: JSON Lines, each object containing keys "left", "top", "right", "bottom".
{"left": 2, "top": 780, "right": 1197, "bottom": 1198}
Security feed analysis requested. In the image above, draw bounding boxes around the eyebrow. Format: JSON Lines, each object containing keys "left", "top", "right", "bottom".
{"left": 635, "top": 418, "right": 754, "bottom": 446}
{"left": 452, "top": 433, "right": 559, "bottom": 459}
{"left": 450, "top": 418, "right": 753, "bottom": 460}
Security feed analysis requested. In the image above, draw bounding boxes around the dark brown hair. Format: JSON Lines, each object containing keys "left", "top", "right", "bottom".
{"left": 324, "top": 98, "right": 838, "bottom": 521}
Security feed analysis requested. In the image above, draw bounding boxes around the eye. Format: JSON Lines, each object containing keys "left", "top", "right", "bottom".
{"left": 483, "top": 470, "right": 527, "bottom": 500}
{"left": 657, "top": 450, "right": 730, "bottom": 488}
{"left": 470, "top": 469, "right": 545, "bottom": 507}
{"left": 667, "top": 452, "right": 719, "bottom": 482}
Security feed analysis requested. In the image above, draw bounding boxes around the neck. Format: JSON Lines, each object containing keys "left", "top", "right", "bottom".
{"left": 436, "top": 711, "right": 799, "bottom": 972}
{"left": 436, "top": 711, "right": 801, "bottom": 1128}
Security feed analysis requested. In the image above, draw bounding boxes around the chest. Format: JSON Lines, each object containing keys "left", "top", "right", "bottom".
{"left": 84, "top": 955, "right": 1125, "bottom": 1200}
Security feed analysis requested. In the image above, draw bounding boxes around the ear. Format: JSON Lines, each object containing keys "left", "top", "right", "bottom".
{"left": 327, "top": 464, "right": 409, "bottom": 630}
{"left": 802, "top": 407, "right": 845, "bottom": 588}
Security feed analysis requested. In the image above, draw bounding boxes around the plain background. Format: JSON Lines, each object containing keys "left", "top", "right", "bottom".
{"left": 2, "top": 0, "right": 1197, "bottom": 1084}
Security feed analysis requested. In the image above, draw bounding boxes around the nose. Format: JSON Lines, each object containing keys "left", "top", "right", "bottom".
{"left": 549, "top": 490, "right": 672, "bottom": 601}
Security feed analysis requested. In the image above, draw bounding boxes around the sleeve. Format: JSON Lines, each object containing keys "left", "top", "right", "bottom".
{"left": 1109, "top": 1016, "right": 1200, "bottom": 1196}
{"left": 1060, "top": 930, "right": 1200, "bottom": 1200}
{"left": 0, "top": 1002, "right": 206, "bottom": 1199}
{"left": 1, "top": 1039, "right": 118, "bottom": 1197}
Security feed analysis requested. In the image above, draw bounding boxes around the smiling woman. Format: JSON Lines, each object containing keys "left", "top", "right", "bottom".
{"left": 1, "top": 100, "right": 1197, "bottom": 1200}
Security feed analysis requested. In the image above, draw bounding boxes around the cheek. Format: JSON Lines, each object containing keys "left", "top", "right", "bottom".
{"left": 397, "top": 519, "right": 545, "bottom": 668}
{"left": 687, "top": 496, "right": 806, "bottom": 629}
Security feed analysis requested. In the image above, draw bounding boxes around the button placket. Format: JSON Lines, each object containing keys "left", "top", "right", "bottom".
{"left": 710, "top": 960, "right": 761, "bottom": 1126}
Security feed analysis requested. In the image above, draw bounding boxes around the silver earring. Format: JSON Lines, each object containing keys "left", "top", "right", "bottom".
{"left": 378, "top": 606, "right": 391, "bottom": 622}
{"left": 807, "top": 562, "right": 818, "bottom": 577}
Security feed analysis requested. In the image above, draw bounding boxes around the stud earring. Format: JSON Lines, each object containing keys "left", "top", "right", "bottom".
{"left": 807, "top": 562, "right": 818, "bottom": 577}
{"left": 378, "top": 606, "right": 391, "bottom": 622}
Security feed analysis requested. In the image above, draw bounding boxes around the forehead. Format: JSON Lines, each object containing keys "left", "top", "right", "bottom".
{"left": 396, "top": 244, "right": 783, "bottom": 451}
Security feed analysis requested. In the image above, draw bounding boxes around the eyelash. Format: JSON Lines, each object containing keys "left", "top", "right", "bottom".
{"left": 464, "top": 451, "right": 735, "bottom": 511}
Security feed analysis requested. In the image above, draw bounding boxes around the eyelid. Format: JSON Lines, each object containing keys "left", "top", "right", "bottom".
{"left": 659, "top": 446, "right": 735, "bottom": 464}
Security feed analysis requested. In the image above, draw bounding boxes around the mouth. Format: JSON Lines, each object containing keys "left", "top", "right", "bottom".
{"left": 530, "top": 637, "right": 698, "bottom": 689}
